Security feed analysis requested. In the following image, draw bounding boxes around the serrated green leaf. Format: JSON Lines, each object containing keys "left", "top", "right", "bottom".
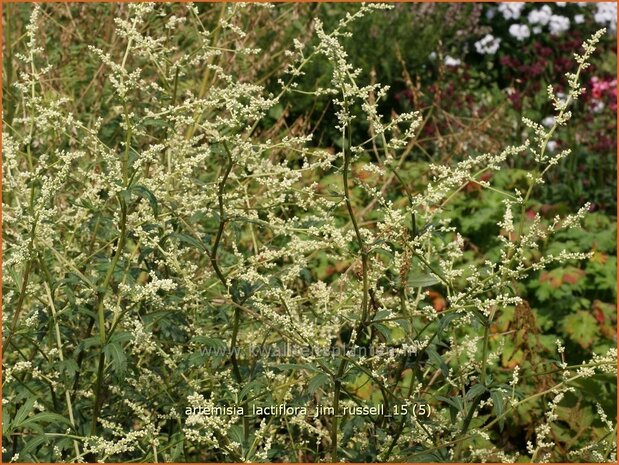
{"left": 465, "top": 383, "right": 487, "bottom": 401}
{"left": 240, "top": 379, "right": 266, "bottom": 400}
{"left": 12, "top": 398, "right": 36, "bottom": 430}
{"left": 131, "top": 184, "right": 159, "bottom": 218}
{"left": 408, "top": 272, "right": 440, "bottom": 288}
{"left": 192, "top": 336, "right": 228, "bottom": 352}
{"left": 276, "top": 363, "right": 319, "bottom": 373}
{"left": 21, "top": 412, "right": 72, "bottom": 430}
{"left": 59, "top": 359, "right": 78, "bottom": 377}
{"left": 169, "top": 232, "right": 206, "bottom": 252}
{"left": 490, "top": 390, "right": 505, "bottom": 431}
{"left": 307, "top": 373, "right": 330, "bottom": 395}
{"left": 470, "top": 307, "right": 490, "bottom": 327}
{"left": 372, "top": 322, "right": 392, "bottom": 342}
{"left": 436, "top": 395, "right": 461, "bottom": 410}
{"left": 2, "top": 408, "right": 10, "bottom": 435}
{"left": 76, "top": 335, "right": 101, "bottom": 355}
{"left": 426, "top": 347, "right": 449, "bottom": 378}
{"left": 437, "top": 312, "right": 462, "bottom": 335}
{"left": 109, "top": 331, "right": 133, "bottom": 344}
{"left": 228, "top": 424, "right": 245, "bottom": 447}
{"left": 141, "top": 117, "right": 168, "bottom": 128}
{"left": 20, "top": 435, "right": 49, "bottom": 457}
{"left": 104, "top": 341, "right": 127, "bottom": 375}
{"left": 372, "top": 310, "right": 392, "bottom": 321}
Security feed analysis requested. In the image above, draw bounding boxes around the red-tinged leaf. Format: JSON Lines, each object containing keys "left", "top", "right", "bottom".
{"left": 427, "top": 290, "right": 446, "bottom": 312}
{"left": 540, "top": 270, "right": 562, "bottom": 288}
{"left": 562, "top": 268, "right": 585, "bottom": 285}
{"left": 590, "top": 250, "right": 609, "bottom": 264}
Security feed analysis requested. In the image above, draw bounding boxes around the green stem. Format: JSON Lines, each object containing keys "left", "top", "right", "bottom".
{"left": 341, "top": 101, "right": 369, "bottom": 327}
{"left": 3, "top": 214, "right": 38, "bottom": 352}
{"left": 210, "top": 143, "right": 233, "bottom": 286}
{"left": 208, "top": 142, "right": 249, "bottom": 441}
{"left": 4, "top": 3, "right": 16, "bottom": 126}
{"left": 453, "top": 393, "right": 484, "bottom": 461}
{"left": 185, "top": 3, "right": 226, "bottom": 140}
{"left": 331, "top": 361, "right": 347, "bottom": 462}
{"left": 90, "top": 197, "right": 127, "bottom": 436}
{"left": 331, "top": 99, "right": 371, "bottom": 461}
{"left": 480, "top": 324, "right": 490, "bottom": 387}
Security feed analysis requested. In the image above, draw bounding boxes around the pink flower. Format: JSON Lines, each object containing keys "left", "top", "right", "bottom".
{"left": 591, "top": 77, "right": 615, "bottom": 98}
{"left": 589, "top": 77, "right": 617, "bottom": 112}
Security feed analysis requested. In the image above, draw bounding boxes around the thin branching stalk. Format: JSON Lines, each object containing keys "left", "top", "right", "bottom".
{"left": 91, "top": 197, "right": 127, "bottom": 436}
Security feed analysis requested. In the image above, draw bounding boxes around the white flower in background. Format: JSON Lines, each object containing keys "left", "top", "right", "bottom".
{"left": 429, "top": 51, "right": 437, "bottom": 60}
{"left": 528, "top": 5, "right": 553, "bottom": 26}
{"left": 499, "top": 2, "right": 525, "bottom": 20}
{"left": 556, "top": 2, "right": 567, "bottom": 7}
{"left": 532, "top": 26, "right": 543, "bottom": 34}
{"left": 546, "top": 140, "right": 558, "bottom": 152}
{"left": 591, "top": 100, "right": 606, "bottom": 113}
{"left": 542, "top": 116, "right": 556, "bottom": 128}
{"left": 475, "top": 34, "right": 501, "bottom": 55}
{"left": 486, "top": 7, "right": 497, "bottom": 20}
{"left": 574, "top": 14, "right": 585, "bottom": 24}
{"left": 556, "top": 91, "right": 567, "bottom": 103}
{"left": 549, "top": 15, "right": 570, "bottom": 35}
{"left": 577, "top": 2, "right": 589, "bottom": 6}
{"left": 594, "top": 3, "right": 617, "bottom": 32}
{"left": 509, "top": 24, "right": 531, "bottom": 41}
{"left": 444, "top": 55, "right": 461, "bottom": 66}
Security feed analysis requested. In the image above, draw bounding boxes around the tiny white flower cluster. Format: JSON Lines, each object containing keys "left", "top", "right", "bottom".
{"left": 548, "top": 14, "right": 571, "bottom": 35}
{"left": 119, "top": 271, "right": 177, "bottom": 304}
{"left": 500, "top": 2, "right": 607, "bottom": 40}
{"left": 527, "top": 389, "right": 574, "bottom": 462}
{"left": 474, "top": 34, "right": 501, "bottom": 55}
{"left": 594, "top": 2, "right": 617, "bottom": 32}
{"left": 498, "top": 3, "right": 525, "bottom": 21}
{"left": 509, "top": 23, "right": 531, "bottom": 41}
{"left": 444, "top": 55, "right": 462, "bottom": 67}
